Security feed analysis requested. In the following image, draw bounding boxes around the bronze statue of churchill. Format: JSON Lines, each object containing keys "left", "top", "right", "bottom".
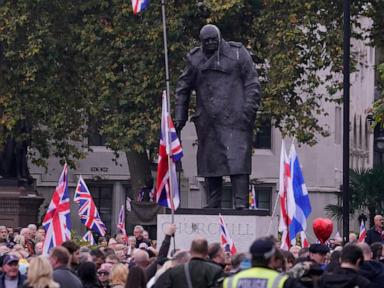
{"left": 175, "top": 25, "right": 261, "bottom": 209}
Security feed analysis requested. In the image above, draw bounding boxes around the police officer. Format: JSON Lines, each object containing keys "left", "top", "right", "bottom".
{"left": 224, "top": 238, "right": 300, "bottom": 288}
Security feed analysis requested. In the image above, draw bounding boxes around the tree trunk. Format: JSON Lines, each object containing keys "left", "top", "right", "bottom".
{"left": 125, "top": 150, "right": 152, "bottom": 199}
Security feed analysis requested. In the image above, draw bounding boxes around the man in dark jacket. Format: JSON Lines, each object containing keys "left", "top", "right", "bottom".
{"left": 49, "top": 246, "right": 82, "bottom": 288}
{"left": 358, "top": 242, "right": 384, "bottom": 288}
{"left": 0, "top": 255, "right": 26, "bottom": 288}
{"left": 155, "top": 237, "right": 223, "bottom": 288}
{"left": 319, "top": 244, "right": 370, "bottom": 288}
{"left": 365, "top": 215, "right": 384, "bottom": 245}
{"left": 175, "top": 24, "right": 261, "bottom": 209}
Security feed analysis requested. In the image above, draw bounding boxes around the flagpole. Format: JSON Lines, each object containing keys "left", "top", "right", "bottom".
{"left": 161, "top": 0, "right": 171, "bottom": 104}
{"left": 267, "top": 192, "right": 280, "bottom": 235}
{"left": 161, "top": 0, "right": 176, "bottom": 251}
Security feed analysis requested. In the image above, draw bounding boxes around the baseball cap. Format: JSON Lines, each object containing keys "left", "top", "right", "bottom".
{"left": 3, "top": 254, "right": 19, "bottom": 265}
{"left": 250, "top": 238, "right": 275, "bottom": 259}
{"left": 309, "top": 244, "right": 330, "bottom": 255}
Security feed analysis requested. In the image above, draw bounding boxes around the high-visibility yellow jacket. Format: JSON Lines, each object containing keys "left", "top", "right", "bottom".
{"left": 223, "top": 267, "right": 288, "bottom": 288}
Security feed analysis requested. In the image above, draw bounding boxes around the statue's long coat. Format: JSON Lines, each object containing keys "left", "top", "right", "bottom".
{"left": 175, "top": 40, "right": 261, "bottom": 177}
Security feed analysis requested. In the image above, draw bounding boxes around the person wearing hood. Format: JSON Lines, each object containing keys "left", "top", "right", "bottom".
{"left": 358, "top": 242, "right": 384, "bottom": 288}
{"left": 319, "top": 244, "right": 370, "bottom": 288}
{"left": 175, "top": 24, "right": 261, "bottom": 210}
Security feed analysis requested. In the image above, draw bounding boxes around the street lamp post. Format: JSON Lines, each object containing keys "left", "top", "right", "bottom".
{"left": 342, "top": 0, "right": 351, "bottom": 244}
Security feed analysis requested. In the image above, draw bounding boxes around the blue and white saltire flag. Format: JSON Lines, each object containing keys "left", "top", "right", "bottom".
{"left": 131, "top": 0, "right": 150, "bottom": 14}
{"left": 82, "top": 231, "right": 96, "bottom": 245}
{"left": 288, "top": 143, "right": 312, "bottom": 244}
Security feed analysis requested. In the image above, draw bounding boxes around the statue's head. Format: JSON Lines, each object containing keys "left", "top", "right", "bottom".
{"left": 199, "top": 24, "right": 221, "bottom": 56}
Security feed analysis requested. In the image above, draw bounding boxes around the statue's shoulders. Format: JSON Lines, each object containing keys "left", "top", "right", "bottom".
{"left": 228, "top": 41, "right": 243, "bottom": 48}
{"left": 188, "top": 46, "right": 201, "bottom": 55}
{"left": 186, "top": 46, "right": 203, "bottom": 65}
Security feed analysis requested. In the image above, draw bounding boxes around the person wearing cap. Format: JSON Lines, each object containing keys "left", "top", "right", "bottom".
{"left": 49, "top": 246, "right": 82, "bottom": 288}
{"left": 224, "top": 238, "right": 298, "bottom": 288}
{"left": 0, "top": 254, "right": 26, "bottom": 288}
{"left": 308, "top": 243, "right": 330, "bottom": 267}
{"left": 175, "top": 24, "right": 261, "bottom": 210}
{"left": 287, "top": 244, "right": 327, "bottom": 287}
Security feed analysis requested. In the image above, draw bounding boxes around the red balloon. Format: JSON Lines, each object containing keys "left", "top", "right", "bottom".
{"left": 313, "top": 218, "right": 333, "bottom": 244}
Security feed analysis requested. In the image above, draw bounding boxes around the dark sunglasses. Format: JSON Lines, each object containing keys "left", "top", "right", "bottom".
{"left": 97, "top": 271, "right": 109, "bottom": 276}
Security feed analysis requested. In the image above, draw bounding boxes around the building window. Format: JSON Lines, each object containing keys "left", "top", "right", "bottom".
{"left": 88, "top": 116, "right": 106, "bottom": 146}
{"left": 254, "top": 186, "right": 272, "bottom": 210}
{"left": 254, "top": 119, "right": 272, "bottom": 149}
{"left": 87, "top": 184, "right": 113, "bottom": 232}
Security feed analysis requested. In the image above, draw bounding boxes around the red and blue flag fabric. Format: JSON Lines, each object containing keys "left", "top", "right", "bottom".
{"left": 131, "top": 0, "right": 149, "bottom": 14}
{"left": 358, "top": 220, "right": 367, "bottom": 243}
{"left": 288, "top": 143, "right": 312, "bottom": 245}
{"left": 279, "top": 140, "right": 292, "bottom": 250}
{"left": 74, "top": 176, "right": 106, "bottom": 237}
{"left": 42, "top": 164, "right": 71, "bottom": 255}
{"left": 117, "top": 205, "right": 127, "bottom": 236}
{"left": 300, "top": 231, "right": 310, "bottom": 248}
{"left": 82, "top": 231, "right": 96, "bottom": 245}
{"left": 155, "top": 91, "right": 183, "bottom": 211}
{"left": 249, "top": 185, "right": 257, "bottom": 209}
{"left": 219, "top": 214, "right": 237, "bottom": 255}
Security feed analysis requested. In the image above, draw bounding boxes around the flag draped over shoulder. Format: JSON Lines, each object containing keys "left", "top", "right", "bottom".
{"left": 278, "top": 140, "right": 292, "bottom": 250}
{"left": 82, "top": 231, "right": 96, "bottom": 245}
{"left": 288, "top": 143, "right": 312, "bottom": 244}
{"left": 117, "top": 205, "right": 127, "bottom": 236}
{"left": 131, "top": 0, "right": 150, "bottom": 14}
{"left": 219, "top": 214, "right": 237, "bottom": 255}
{"left": 358, "top": 221, "right": 367, "bottom": 243}
{"left": 155, "top": 91, "right": 183, "bottom": 211}
{"left": 74, "top": 176, "right": 106, "bottom": 237}
{"left": 42, "top": 164, "right": 71, "bottom": 255}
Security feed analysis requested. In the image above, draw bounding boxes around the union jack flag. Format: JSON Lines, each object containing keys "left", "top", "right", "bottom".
{"left": 117, "top": 205, "right": 127, "bottom": 236}
{"left": 358, "top": 220, "right": 367, "bottom": 243}
{"left": 74, "top": 176, "right": 106, "bottom": 236}
{"left": 42, "top": 164, "right": 71, "bottom": 255}
{"left": 155, "top": 91, "right": 183, "bottom": 211}
{"left": 219, "top": 214, "right": 237, "bottom": 256}
{"left": 82, "top": 231, "right": 96, "bottom": 245}
{"left": 131, "top": 0, "right": 149, "bottom": 14}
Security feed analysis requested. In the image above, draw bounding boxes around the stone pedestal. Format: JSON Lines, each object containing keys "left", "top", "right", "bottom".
{"left": 157, "top": 208, "right": 278, "bottom": 253}
{"left": 0, "top": 179, "right": 44, "bottom": 227}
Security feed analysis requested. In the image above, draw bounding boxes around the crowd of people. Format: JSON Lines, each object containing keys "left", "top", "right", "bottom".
{"left": 1, "top": 216, "right": 384, "bottom": 288}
